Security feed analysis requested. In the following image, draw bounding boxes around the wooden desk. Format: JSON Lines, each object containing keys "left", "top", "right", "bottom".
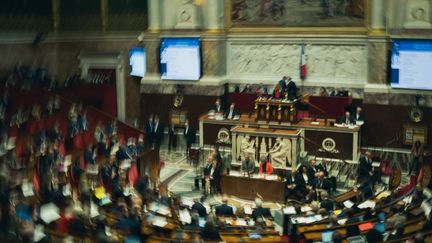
{"left": 221, "top": 174, "right": 285, "bottom": 203}
{"left": 199, "top": 114, "right": 360, "bottom": 162}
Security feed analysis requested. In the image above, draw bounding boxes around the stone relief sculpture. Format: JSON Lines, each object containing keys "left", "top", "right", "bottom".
{"left": 230, "top": 44, "right": 300, "bottom": 75}
{"left": 229, "top": 43, "right": 366, "bottom": 81}
{"left": 404, "top": 0, "right": 431, "bottom": 28}
{"left": 269, "top": 137, "right": 292, "bottom": 168}
{"left": 236, "top": 135, "right": 244, "bottom": 161}
{"left": 175, "top": 0, "right": 201, "bottom": 29}
{"left": 240, "top": 135, "right": 256, "bottom": 161}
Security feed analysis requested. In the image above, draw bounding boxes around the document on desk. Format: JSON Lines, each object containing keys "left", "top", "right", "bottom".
{"left": 40, "top": 203, "right": 61, "bottom": 224}
{"left": 236, "top": 218, "right": 248, "bottom": 226}
{"left": 265, "top": 175, "right": 278, "bottom": 180}
{"left": 301, "top": 206, "right": 313, "bottom": 212}
{"left": 358, "top": 200, "right": 376, "bottom": 209}
{"left": 283, "top": 206, "right": 297, "bottom": 215}
{"left": 152, "top": 216, "right": 168, "bottom": 228}
{"left": 343, "top": 200, "right": 354, "bottom": 209}
{"left": 33, "top": 224, "right": 46, "bottom": 242}
{"left": 229, "top": 170, "right": 241, "bottom": 177}
{"left": 244, "top": 205, "right": 253, "bottom": 215}
{"left": 181, "top": 197, "right": 194, "bottom": 208}
{"left": 179, "top": 209, "right": 191, "bottom": 224}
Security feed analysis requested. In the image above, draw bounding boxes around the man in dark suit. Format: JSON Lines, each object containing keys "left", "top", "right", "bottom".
{"left": 192, "top": 197, "right": 207, "bottom": 218}
{"left": 241, "top": 155, "right": 255, "bottom": 175}
{"left": 316, "top": 160, "right": 337, "bottom": 192}
{"left": 144, "top": 114, "right": 154, "bottom": 149}
{"left": 314, "top": 172, "right": 331, "bottom": 196}
{"left": 319, "top": 191, "right": 334, "bottom": 212}
{"left": 338, "top": 111, "right": 354, "bottom": 125}
{"left": 153, "top": 115, "right": 164, "bottom": 149}
{"left": 358, "top": 151, "right": 373, "bottom": 183}
{"left": 202, "top": 155, "right": 214, "bottom": 194}
{"left": 168, "top": 124, "right": 177, "bottom": 151}
{"left": 353, "top": 106, "right": 364, "bottom": 123}
{"left": 211, "top": 98, "right": 224, "bottom": 113}
{"left": 224, "top": 103, "right": 238, "bottom": 120}
{"left": 285, "top": 77, "right": 297, "bottom": 100}
{"left": 184, "top": 120, "right": 195, "bottom": 154}
{"left": 215, "top": 197, "right": 234, "bottom": 216}
{"left": 285, "top": 169, "right": 304, "bottom": 200}
{"left": 278, "top": 76, "right": 288, "bottom": 95}
{"left": 252, "top": 198, "right": 272, "bottom": 220}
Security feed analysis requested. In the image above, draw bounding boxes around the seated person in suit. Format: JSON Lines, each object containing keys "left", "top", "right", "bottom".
{"left": 316, "top": 160, "right": 337, "bottom": 192}
{"left": 241, "top": 154, "right": 255, "bottom": 175}
{"left": 183, "top": 211, "right": 201, "bottom": 231}
{"left": 224, "top": 103, "right": 238, "bottom": 120}
{"left": 319, "top": 191, "right": 334, "bottom": 212}
{"left": 258, "top": 158, "right": 273, "bottom": 175}
{"left": 285, "top": 168, "right": 304, "bottom": 200}
{"left": 252, "top": 198, "right": 272, "bottom": 220}
{"left": 338, "top": 111, "right": 354, "bottom": 125}
{"left": 191, "top": 197, "right": 207, "bottom": 218}
{"left": 315, "top": 172, "right": 331, "bottom": 195}
{"left": 285, "top": 77, "right": 297, "bottom": 100}
{"left": 211, "top": 98, "right": 224, "bottom": 113}
{"left": 353, "top": 106, "right": 364, "bottom": 123}
{"left": 215, "top": 196, "right": 234, "bottom": 216}
{"left": 200, "top": 214, "right": 221, "bottom": 241}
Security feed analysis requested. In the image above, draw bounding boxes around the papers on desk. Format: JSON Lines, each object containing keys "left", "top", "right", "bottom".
{"left": 204, "top": 203, "right": 211, "bottom": 214}
{"left": 283, "top": 206, "right": 297, "bottom": 215}
{"left": 100, "top": 196, "right": 112, "bottom": 206}
{"left": 236, "top": 218, "right": 248, "bottom": 226}
{"left": 265, "top": 175, "right": 278, "bottom": 181}
{"left": 301, "top": 206, "right": 313, "bottom": 212}
{"left": 233, "top": 115, "right": 240, "bottom": 120}
{"left": 181, "top": 197, "right": 194, "bottom": 208}
{"left": 90, "top": 202, "right": 100, "bottom": 218}
{"left": 225, "top": 218, "right": 232, "bottom": 225}
{"left": 22, "top": 180, "right": 34, "bottom": 197}
{"left": 375, "top": 190, "right": 391, "bottom": 200}
{"left": 229, "top": 170, "right": 241, "bottom": 177}
{"left": 152, "top": 216, "right": 168, "bottom": 228}
{"left": 337, "top": 218, "right": 348, "bottom": 225}
{"left": 292, "top": 214, "right": 324, "bottom": 224}
{"left": 421, "top": 201, "right": 432, "bottom": 217}
{"left": 149, "top": 202, "right": 171, "bottom": 216}
{"left": 40, "top": 203, "right": 61, "bottom": 224}
{"left": 348, "top": 125, "right": 357, "bottom": 129}
{"left": 62, "top": 184, "right": 71, "bottom": 197}
{"left": 244, "top": 205, "right": 253, "bottom": 215}
{"left": 34, "top": 224, "right": 46, "bottom": 242}
{"left": 310, "top": 122, "right": 320, "bottom": 125}
{"left": 179, "top": 209, "right": 191, "bottom": 224}
{"left": 358, "top": 200, "right": 376, "bottom": 209}
{"left": 343, "top": 200, "right": 355, "bottom": 209}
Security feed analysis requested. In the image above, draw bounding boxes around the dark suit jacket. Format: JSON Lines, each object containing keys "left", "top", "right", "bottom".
{"left": 144, "top": 121, "right": 154, "bottom": 143}
{"left": 286, "top": 81, "right": 297, "bottom": 100}
{"left": 315, "top": 164, "right": 329, "bottom": 177}
{"left": 203, "top": 163, "right": 213, "bottom": 177}
{"left": 353, "top": 112, "right": 365, "bottom": 122}
{"left": 224, "top": 108, "right": 238, "bottom": 119}
{"left": 252, "top": 207, "right": 272, "bottom": 219}
{"left": 153, "top": 122, "right": 164, "bottom": 144}
{"left": 192, "top": 202, "right": 207, "bottom": 218}
{"left": 358, "top": 156, "right": 372, "bottom": 180}
{"left": 338, "top": 115, "right": 354, "bottom": 124}
{"left": 215, "top": 204, "right": 234, "bottom": 216}
{"left": 320, "top": 198, "right": 334, "bottom": 211}
{"left": 314, "top": 178, "right": 331, "bottom": 192}
{"left": 184, "top": 126, "right": 196, "bottom": 145}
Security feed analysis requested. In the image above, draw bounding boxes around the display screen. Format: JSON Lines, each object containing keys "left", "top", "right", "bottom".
{"left": 129, "top": 47, "right": 146, "bottom": 77}
{"left": 160, "top": 38, "right": 201, "bottom": 81}
{"left": 390, "top": 39, "right": 432, "bottom": 90}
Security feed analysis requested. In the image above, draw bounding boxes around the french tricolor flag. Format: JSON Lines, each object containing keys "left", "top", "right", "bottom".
{"left": 300, "top": 44, "right": 307, "bottom": 80}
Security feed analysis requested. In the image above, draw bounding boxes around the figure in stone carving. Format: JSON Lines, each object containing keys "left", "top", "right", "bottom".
{"left": 236, "top": 135, "right": 244, "bottom": 161}
{"left": 269, "top": 138, "right": 291, "bottom": 168}
{"left": 404, "top": 1, "right": 432, "bottom": 29}
{"left": 175, "top": 0, "right": 201, "bottom": 29}
{"left": 241, "top": 135, "right": 256, "bottom": 161}
{"left": 259, "top": 138, "right": 267, "bottom": 161}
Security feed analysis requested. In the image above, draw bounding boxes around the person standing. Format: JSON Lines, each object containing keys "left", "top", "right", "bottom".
{"left": 153, "top": 115, "right": 164, "bottom": 150}
{"left": 184, "top": 120, "right": 196, "bottom": 155}
{"left": 144, "top": 114, "right": 154, "bottom": 149}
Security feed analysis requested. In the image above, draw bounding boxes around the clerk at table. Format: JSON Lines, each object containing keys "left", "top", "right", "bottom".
{"left": 211, "top": 98, "right": 224, "bottom": 114}
{"left": 258, "top": 158, "right": 273, "bottom": 175}
{"left": 241, "top": 155, "right": 255, "bottom": 174}
{"left": 338, "top": 111, "right": 354, "bottom": 125}
{"left": 224, "top": 103, "right": 238, "bottom": 120}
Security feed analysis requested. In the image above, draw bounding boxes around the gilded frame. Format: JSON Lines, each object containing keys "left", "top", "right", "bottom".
{"left": 225, "top": 0, "right": 370, "bottom": 34}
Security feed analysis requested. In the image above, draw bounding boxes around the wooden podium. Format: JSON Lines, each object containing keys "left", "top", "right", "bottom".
{"left": 254, "top": 97, "right": 298, "bottom": 124}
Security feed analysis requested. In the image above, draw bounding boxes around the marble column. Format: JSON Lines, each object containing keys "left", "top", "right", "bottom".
{"left": 206, "top": 0, "right": 224, "bottom": 31}
{"left": 51, "top": 0, "right": 60, "bottom": 32}
{"left": 100, "top": 0, "right": 109, "bottom": 32}
{"left": 370, "top": 0, "right": 385, "bottom": 33}
{"left": 148, "top": 0, "right": 161, "bottom": 32}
